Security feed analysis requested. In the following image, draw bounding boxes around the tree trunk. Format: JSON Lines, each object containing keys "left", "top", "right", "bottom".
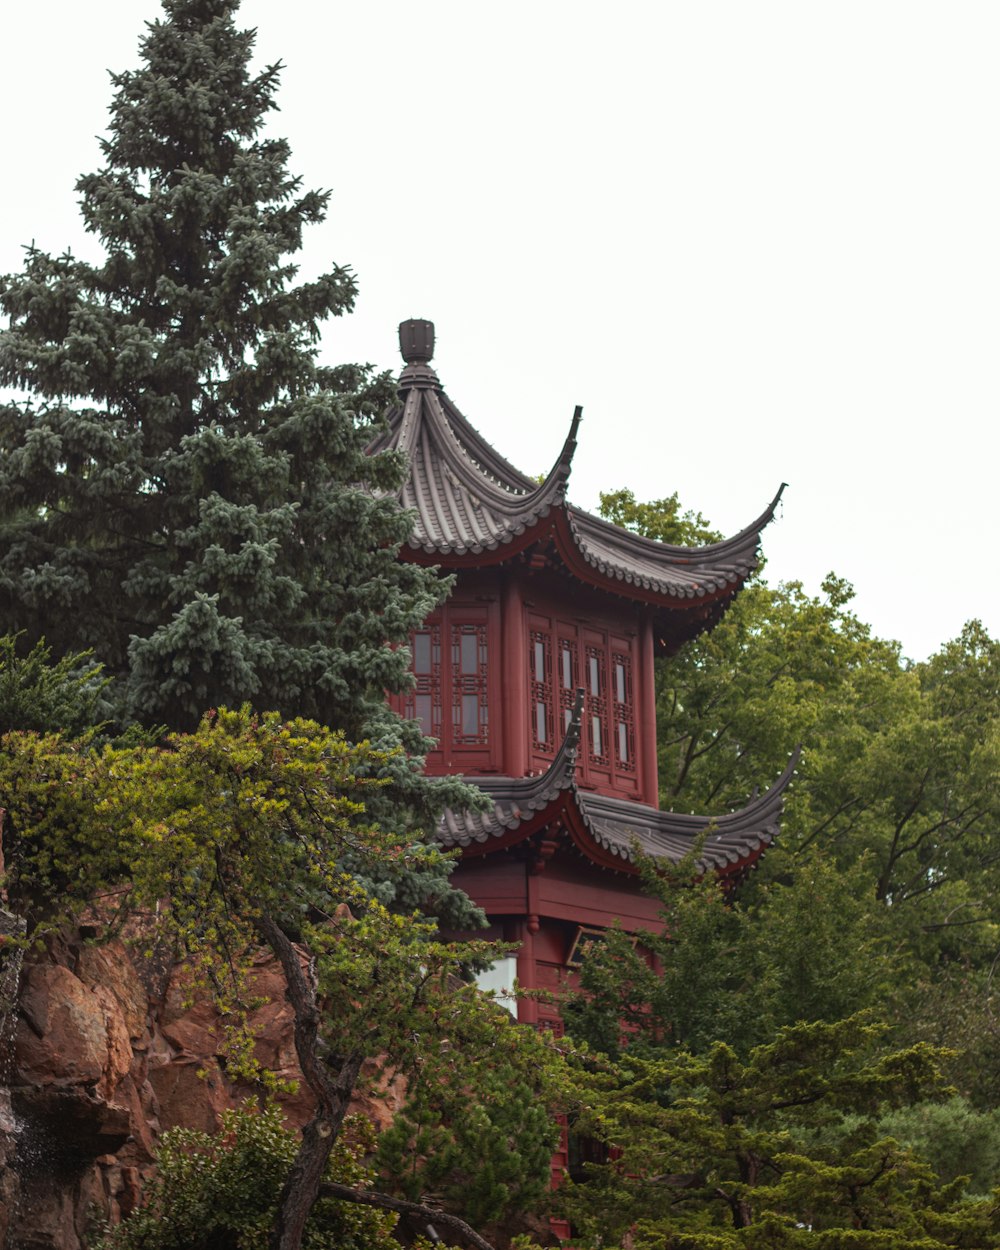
{"left": 268, "top": 1053, "right": 364, "bottom": 1250}
{"left": 256, "top": 913, "right": 365, "bottom": 1250}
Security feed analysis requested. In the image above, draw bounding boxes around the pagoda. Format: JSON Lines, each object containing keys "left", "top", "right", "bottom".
{"left": 374, "top": 318, "right": 795, "bottom": 1017}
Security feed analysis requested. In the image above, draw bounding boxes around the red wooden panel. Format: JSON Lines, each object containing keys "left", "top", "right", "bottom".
{"left": 536, "top": 855, "right": 665, "bottom": 932}
{"left": 531, "top": 924, "right": 570, "bottom": 965}
{"left": 396, "top": 594, "right": 502, "bottom": 773}
{"left": 450, "top": 857, "right": 527, "bottom": 913}
{"left": 534, "top": 961, "right": 566, "bottom": 990}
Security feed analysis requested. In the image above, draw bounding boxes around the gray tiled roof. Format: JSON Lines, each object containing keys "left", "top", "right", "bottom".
{"left": 371, "top": 364, "right": 579, "bottom": 555}
{"left": 439, "top": 693, "right": 798, "bottom": 875}
{"left": 373, "top": 356, "right": 784, "bottom": 607}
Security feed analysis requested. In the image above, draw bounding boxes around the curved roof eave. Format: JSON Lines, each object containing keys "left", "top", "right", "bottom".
{"left": 378, "top": 322, "right": 785, "bottom": 619}
{"left": 439, "top": 694, "right": 799, "bottom": 876}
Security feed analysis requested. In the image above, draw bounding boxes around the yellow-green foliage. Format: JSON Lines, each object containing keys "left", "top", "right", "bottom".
{"left": 1, "top": 709, "right": 563, "bottom": 1232}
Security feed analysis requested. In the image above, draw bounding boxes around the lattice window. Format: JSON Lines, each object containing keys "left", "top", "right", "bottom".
{"left": 536, "top": 1016, "right": 566, "bottom": 1039}
{"left": 558, "top": 637, "right": 577, "bottom": 731}
{"left": 529, "top": 630, "right": 553, "bottom": 750}
{"left": 585, "top": 645, "right": 608, "bottom": 765}
{"left": 611, "top": 651, "right": 636, "bottom": 772}
{"left": 405, "top": 626, "right": 442, "bottom": 740}
{"left": 452, "top": 623, "right": 489, "bottom": 745}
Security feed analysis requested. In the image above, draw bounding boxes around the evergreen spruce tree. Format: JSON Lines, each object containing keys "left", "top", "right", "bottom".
{"left": 0, "top": 0, "right": 431, "bottom": 739}
{"left": 0, "top": 0, "right": 484, "bottom": 923}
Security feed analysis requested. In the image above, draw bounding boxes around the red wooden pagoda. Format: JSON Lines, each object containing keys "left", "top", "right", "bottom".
{"left": 375, "top": 317, "right": 794, "bottom": 1008}
{"left": 374, "top": 319, "right": 794, "bottom": 1194}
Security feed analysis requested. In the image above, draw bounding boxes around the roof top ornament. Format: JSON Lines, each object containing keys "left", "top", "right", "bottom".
{"left": 399, "top": 319, "right": 435, "bottom": 364}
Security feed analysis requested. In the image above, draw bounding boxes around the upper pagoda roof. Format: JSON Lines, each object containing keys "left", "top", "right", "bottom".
{"left": 439, "top": 691, "right": 799, "bottom": 882}
{"left": 372, "top": 320, "right": 784, "bottom": 641}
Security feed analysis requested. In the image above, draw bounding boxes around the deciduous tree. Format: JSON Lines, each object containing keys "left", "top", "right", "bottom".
{"left": 598, "top": 488, "right": 1000, "bottom": 1096}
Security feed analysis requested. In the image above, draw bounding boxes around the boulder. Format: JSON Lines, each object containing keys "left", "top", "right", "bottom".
{"left": 147, "top": 1056, "right": 230, "bottom": 1134}
{"left": 76, "top": 941, "right": 148, "bottom": 1041}
{"left": 16, "top": 965, "right": 107, "bottom": 1086}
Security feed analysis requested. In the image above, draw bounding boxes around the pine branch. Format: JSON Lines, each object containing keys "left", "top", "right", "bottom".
{"left": 318, "top": 1182, "right": 496, "bottom": 1250}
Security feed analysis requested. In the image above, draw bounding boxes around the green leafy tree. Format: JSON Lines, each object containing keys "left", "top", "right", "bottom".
{"left": 598, "top": 489, "right": 1000, "bottom": 1097}
{"left": 564, "top": 851, "right": 897, "bottom": 1064}
{"left": 599, "top": 488, "right": 722, "bottom": 547}
{"left": 1, "top": 711, "right": 560, "bottom": 1250}
{"left": 876, "top": 1097, "right": 1000, "bottom": 1197}
{"left": 374, "top": 999, "right": 558, "bottom": 1229}
{"left": 94, "top": 1106, "right": 399, "bottom": 1250}
{"left": 0, "top": 0, "right": 436, "bottom": 748}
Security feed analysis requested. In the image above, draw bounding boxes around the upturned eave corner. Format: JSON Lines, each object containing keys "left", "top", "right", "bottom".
{"left": 440, "top": 720, "right": 800, "bottom": 881}
{"left": 381, "top": 323, "right": 787, "bottom": 625}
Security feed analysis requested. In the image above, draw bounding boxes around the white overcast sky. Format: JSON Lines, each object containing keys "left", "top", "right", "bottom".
{"left": 2, "top": 2, "right": 998, "bottom": 661}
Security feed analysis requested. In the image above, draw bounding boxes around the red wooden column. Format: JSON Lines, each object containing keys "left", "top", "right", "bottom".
{"left": 501, "top": 572, "right": 528, "bottom": 778}
{"left": 514, "top": 926, "right": 539, "bottom": 1026}
{"left": 639, "top": 610, "right": 659, "bottom": 807}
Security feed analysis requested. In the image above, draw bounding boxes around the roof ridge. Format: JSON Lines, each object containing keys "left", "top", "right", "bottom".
{"left": 446, "top": 743, "right": 800, "bottom": 874}
{"left": 415, "top": 388, "right": 579, "bottom": 523}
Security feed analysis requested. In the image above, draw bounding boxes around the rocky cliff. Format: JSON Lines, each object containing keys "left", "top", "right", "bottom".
{"left": 1, "top": 927, "right": 400, "bottom": 1250}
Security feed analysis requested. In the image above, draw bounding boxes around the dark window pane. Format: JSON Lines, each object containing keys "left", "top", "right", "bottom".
{"left": 413, "top": 632, "right": 431, "bottom": 674}
{"left": 536, "top": 701, "right": 547, "bottom": 744}
{"left": 462, "top": 693, "right": 479, "bottom": 735}
{"left": 460, "top": 632, "right": 478, "bottom": 674}
{"left": 415, "top": 695, "right": 433, "bottom": 736}
{"left": 589, "top": 655, "right": 600, "bottom": 696}
{"left": 534, "top": 640, "right": 545, "bottom": 680}
{"left": 617, "top": 721, "right": 628, "bottom": 762}
{"left": 615, "top": 661, "right": 626, "bottom": 704}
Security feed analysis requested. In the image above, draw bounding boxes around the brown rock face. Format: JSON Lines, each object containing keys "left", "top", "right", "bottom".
{"left": 5, "top": 932, "right": 371, "bottom": 1249}
{"left": 0, "top": 1090, "right": 20, "bottom": 1249}
{"left": 147, "top": 1057, "right": 231, "bottom": 1135}
{"left": 16, "top": 964, "right": 108, "bottom": 1086}
{"left": 76, "top": 942, "right": 148, "bottom": 1041}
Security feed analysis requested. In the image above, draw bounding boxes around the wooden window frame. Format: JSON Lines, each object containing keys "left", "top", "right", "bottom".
{"left": 400, "top": 601, "right": 499, "bottom": 771}
{"left": 527, "top": 614, "right": 639, "bottom": 796}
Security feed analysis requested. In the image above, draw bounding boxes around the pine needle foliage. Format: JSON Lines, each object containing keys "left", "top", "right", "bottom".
{"left": 552, "top": 1018, "right": 1000, "bottom": 1249}
{"left": 0, "top": 633, "right": 111, "bottom": 736}
{"left": 0, "top": 0, "right": 442, "bottom": 746}
{"left": 0, "top": 0, "right": 488, "bottom": 930}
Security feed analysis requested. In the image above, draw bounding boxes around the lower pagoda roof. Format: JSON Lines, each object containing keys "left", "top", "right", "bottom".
{"left": 371, "top": 320, "right": 785, "bottom": 647}
{"left": 439, "top": 693, "right": 799, "bottom": 881}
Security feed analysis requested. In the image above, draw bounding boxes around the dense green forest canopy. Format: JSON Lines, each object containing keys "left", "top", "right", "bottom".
{"left": 3, "top": 474, "right": 998, "bottom": 1247}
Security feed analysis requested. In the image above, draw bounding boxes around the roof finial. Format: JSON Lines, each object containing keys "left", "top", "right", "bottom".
{"left": 399, "top": 319, "right": 435, "bottom": 364}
